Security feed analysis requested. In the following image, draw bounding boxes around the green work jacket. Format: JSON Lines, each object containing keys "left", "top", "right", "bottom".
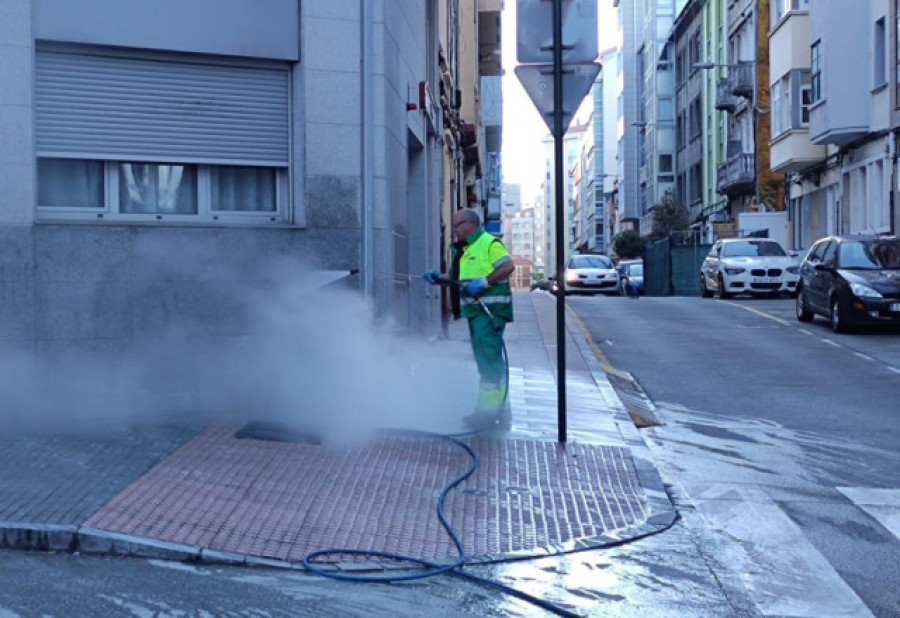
{"left": 459, "top": 228, "right": 513, "bottom": 321}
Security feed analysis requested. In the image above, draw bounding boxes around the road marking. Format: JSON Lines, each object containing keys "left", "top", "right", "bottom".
{"left": 729, "top": 303, "right": 791, "bottom": 326}
{"left": 692, "top": 484, "right": 874, "bottom": 617}
{"left": 838, "top": 488, "right": 900, "bottom": 540}
{"left": 726, "top": 304, "right": 900, "bottom": 377}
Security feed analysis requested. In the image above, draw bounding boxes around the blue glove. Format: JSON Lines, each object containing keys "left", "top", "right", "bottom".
{"left": 463, "top": 277, "right": 489, "bottom": 297}
{"left": 423, "top": 269, "right": 441, "bottom": 285}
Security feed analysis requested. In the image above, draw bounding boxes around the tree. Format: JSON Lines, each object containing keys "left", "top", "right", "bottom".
{"left": 612, "top": 230, "right": 645, "bottom": 259}
{"left": 649, "top": 191, "right": 689, "bottom": 241}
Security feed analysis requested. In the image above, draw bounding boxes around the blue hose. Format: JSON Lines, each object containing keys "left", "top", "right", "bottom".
{"left": 301, "top": 433, "right": 477, "bottom": 583}
{"left": 301, "top": 430, "right": 580, "bottom": 617}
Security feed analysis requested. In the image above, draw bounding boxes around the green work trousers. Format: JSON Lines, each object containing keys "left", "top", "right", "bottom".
{"left": 467, "top": 313, "right": 507, "bottom": 410}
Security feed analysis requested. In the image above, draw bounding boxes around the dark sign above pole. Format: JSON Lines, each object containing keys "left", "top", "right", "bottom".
{"left": 516, "top": 0, "right": 599, "bottom": 65}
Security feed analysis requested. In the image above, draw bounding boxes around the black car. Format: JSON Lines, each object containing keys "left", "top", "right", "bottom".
{"left": 795, "top": 235, "right": 900, "bottom": 332}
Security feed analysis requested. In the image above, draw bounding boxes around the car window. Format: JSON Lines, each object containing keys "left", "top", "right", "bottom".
{"left": 569, "top": 255, "right": 612, "bottom": 269}
{"left": 838, "top": 241, "right": 878, "bottom": 269}
{"left": 821, "top": 241, "right": 837, "bottom": 266}
{"left": 807, "top": 240, "right": 827, "bottom": 262}
{"left": 721, "top": 240, "right": 787, "bottom": 257}
{"left": 865, "top": 239, "right": 900, "bottom": 269}
{"left": 627, "top": 264, "right": 643, "bottom": 276}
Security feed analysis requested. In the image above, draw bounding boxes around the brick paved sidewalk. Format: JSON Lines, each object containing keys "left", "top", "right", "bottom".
{"left": 0, "top": 292, "right": 676, "bottom": 567}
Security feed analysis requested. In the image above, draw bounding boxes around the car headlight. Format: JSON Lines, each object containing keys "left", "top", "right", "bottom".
{"left": 850, "top": 282, "right": 882, "bottom": 298}
{"left": 723, "top": 267, "right": 745, "bottom": 275}
{"left": 566, "top": 271, "right": 579, "bottom": 282}
{"left": 786, "top": 265, "right": 799, "bottom": 274}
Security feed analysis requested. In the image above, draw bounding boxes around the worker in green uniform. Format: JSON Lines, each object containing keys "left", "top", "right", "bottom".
{"left": 424, "top": 208, "right": 515, "bottom": 429}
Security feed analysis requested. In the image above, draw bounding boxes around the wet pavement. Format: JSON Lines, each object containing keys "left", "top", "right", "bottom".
{"left": 0, "top": 292, "right": 713, "bottom": 616}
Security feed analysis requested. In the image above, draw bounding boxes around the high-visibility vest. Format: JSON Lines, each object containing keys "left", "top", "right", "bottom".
{"left": 459, "top": 229, "right": 513, "bottom": 321}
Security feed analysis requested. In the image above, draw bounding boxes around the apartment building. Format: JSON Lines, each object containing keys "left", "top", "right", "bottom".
{"left": 0, "top": 0, "right": 496, "bottom": 354}
{"left": 772, "top": 0, "right": 899, "bottom": 249}
{"left": 674, "top": 0, "right": 706, "bottom": 230}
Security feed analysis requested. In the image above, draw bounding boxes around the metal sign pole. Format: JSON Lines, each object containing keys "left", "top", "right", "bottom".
{"left": 552, "top": 0, "right": 567, "bottom": 444}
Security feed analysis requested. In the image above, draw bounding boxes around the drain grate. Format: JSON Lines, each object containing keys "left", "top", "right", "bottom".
{"left": 606, "top": 374, "right": 662, "bottom": 427}
{"left": 234, "top": 422, "right": 322, "bottom": 445}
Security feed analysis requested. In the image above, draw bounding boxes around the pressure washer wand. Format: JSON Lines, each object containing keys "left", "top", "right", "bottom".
{"left": 434, "top": 276, "right": 504, "bottom": 332}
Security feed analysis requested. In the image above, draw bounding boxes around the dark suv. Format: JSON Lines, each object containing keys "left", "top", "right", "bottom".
{"left": 795, "top": 235, "right": 900, "bottom": 332}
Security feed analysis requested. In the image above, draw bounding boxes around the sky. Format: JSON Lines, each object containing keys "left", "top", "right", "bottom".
{"left": 501, "top": 1, "right": 619, "bottom": 204}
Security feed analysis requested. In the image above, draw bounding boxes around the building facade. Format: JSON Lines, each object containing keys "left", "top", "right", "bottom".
{"left": 0, "top": 0, "right": 498, "bottom": 354}
{"left": 772, "top": 0, "right": 899, "bottom": 250}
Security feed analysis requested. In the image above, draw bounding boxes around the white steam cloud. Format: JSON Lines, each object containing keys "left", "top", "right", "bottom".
{"left": 0, "top": 259, "right": 478, "bottom": 443}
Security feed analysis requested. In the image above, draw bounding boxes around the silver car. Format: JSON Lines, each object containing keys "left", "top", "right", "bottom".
{"left": 564, "top": 254, "right": 620, "bottom": 295}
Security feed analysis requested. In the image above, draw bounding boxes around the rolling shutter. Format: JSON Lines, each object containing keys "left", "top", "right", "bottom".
{"left": 35, "top": 50, "right": 289, "bottom": 166}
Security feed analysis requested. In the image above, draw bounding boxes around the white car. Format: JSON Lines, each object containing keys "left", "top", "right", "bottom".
{"left": 564, "top": 254, "right": 620, "bottom": 295}
{"left": 700, "top": 238, "right": 800, "bottom": 299}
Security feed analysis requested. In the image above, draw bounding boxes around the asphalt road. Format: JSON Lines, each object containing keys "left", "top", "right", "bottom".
{"left": 568, "top": 294, "right": 900, "bottom": 617}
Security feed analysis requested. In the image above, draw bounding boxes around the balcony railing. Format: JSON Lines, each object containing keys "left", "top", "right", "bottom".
{"left": 730, "top": 61, "right": 754, "bottom": 98}
{"left": 716, "top": 152, "right": 755, "bottom": 196}
{"left": 715, "top": 78, "right": 737, "bottom": 111}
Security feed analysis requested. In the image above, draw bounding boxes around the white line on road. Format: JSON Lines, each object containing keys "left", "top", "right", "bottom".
{"left": 838, "top": 488, "right": 900, "bottom": 540}
{"left": 888, "top": 366, "right": 900, "bottom": 376}
{"left": 730, "top": 303, "right": 791, "bottom": 326}
{"left": 692, "top": 485, "right": 874, "bottom": 617}
{"left": 822, "top": 339, "right": 841, "bottom": 347}
{"left": 853, "top": 352, "right": 874, "bottom": 361}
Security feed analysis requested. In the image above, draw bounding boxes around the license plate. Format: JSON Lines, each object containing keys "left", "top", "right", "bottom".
{"left": 890, "top": 302, "right": 900, "bottom": 312}
{"left": 752, "top": 277, "right": 779, "bottom": 284}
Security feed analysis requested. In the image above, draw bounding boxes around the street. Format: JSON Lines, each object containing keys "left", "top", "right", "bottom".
{"left": 568, "top": 293, "right": 900, "bottom": 617}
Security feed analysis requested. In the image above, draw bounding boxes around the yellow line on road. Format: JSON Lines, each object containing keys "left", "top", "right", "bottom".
{"left": 565, "top": 306, "right": 631, "bottom": 380}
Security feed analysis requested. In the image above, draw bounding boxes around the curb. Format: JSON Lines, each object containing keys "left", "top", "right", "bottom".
{"left": 565, "top": 308, "right": 679, "bottom": 535}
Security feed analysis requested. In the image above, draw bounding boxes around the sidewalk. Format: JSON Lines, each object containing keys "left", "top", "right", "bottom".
{"left": 0, "top": 292, "right": 675, "bottom": 569}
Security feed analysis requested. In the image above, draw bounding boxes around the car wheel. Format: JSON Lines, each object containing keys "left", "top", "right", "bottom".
{"left": 700, "top": 275, "right": 713, "bottom": 298}
{"left": 830, "top": 296, "right": 849, "bottom": 333}
{"left": 717, "top": 274, "right": 731, "bottom": 299}
{"left": 795, "top": 288, "right": 813, "bottom": 322}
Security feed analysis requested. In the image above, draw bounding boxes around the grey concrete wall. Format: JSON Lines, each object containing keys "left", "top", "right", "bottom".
{"left": 34, "top": 0, "right": 299, "bottom": 60}
{"left": 0, "top": 0, "right": 34, "bottom": 226}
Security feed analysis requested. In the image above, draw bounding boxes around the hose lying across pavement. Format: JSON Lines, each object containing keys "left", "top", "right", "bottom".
{"left": 301, "top": 431, "right": 579, "bottom": 618}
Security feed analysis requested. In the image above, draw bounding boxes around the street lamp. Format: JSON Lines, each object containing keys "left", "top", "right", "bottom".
{"left": 694, "top": 60, "right": 761, "bottom": 212}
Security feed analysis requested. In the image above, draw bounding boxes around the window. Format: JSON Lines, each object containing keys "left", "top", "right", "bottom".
{"left": 800, "top": 71, "right": 812, "bottom": 125}
{"left": 875, "top": 17, "right": 887, "bottom": 88}
{"left": 659, "top": 154, "right": 673, "bottom": 173}
{"left": 38, "top": 158, "right": 282, "bottom": 222}
{"left": 34, "top": 49, "right": 290, "bottom": 225}
{"left": 810, "top": 41, "right": 822, "bottom": 102}
{"left": 896, "top": 0, "right": 900, "bottom": 105}
{"left": 37, "top": 159, "right": 103, "bottom": 208}
{"left": 659, "top": 98, "right": 674, "bottom": 121}
{"left": 772, "top": 80, "right": 782, "bottom": 136}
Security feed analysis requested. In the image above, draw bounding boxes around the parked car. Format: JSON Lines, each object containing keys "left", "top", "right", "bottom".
{"left": 700, "top": 238, "right": 800, "bottom": 299}
{"left": 564, "top": 254, "right": 619, "bottom": 295}
{"left": 795, "top": 235, "right": 900, "bottom": 332}
{"left": 616, "top": 259, "right": 644, "bottom": 296}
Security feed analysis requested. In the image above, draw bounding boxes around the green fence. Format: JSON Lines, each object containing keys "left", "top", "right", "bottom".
{"left": 643, "top": 236, "right": 711, "bottom": 296}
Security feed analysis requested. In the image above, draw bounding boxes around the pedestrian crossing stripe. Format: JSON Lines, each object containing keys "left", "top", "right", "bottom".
{"left": 838, "top": 487, "right": 900, "bottom": 540}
